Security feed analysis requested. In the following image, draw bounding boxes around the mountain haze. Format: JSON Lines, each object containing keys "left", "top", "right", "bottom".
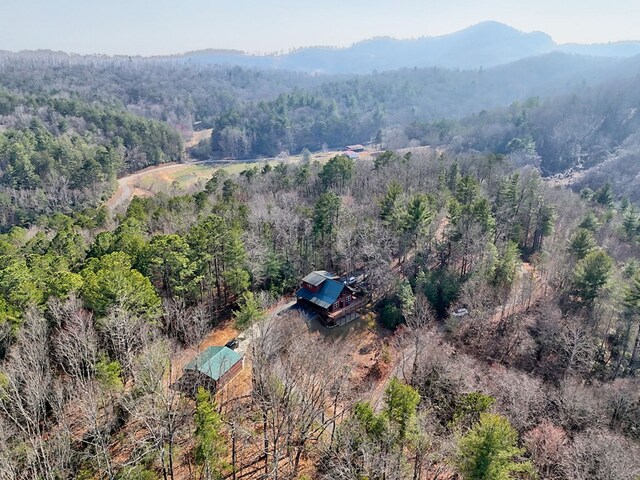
{"left": 4, "top": 21, "right": 640, "bottom": 75}
{"left": 176, "top": 21, "right": 640, "bottom": 73}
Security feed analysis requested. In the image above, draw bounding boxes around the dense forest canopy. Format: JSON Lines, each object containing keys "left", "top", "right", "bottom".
{"left": 0, "top": 148, "right": 639, "bottom": 478}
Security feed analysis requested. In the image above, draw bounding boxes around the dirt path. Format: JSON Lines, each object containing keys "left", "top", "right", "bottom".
{"left": 172, "top": 298, "right": 297, "bottom": 392}
{"left": 106, "top": 129, "right": 215, "bottom": 211}
{"left": 489, "top": 260, "right": 544, "bottom": 326}
{"left": 105, "top": 162, "right": 183, "bottom": 211}
{"left": 105, "top": 134, "right": 372, "bottom": 212}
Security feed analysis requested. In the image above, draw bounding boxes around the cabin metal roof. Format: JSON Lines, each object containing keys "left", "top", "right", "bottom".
{"left": 297, "top": 277, "right": 345, "bottom": 309}
{"left": 301, "top": 270, "right": 336, "bottom": 287}
{"left": 185, "top": 346, "right": 242, "bottom": 381}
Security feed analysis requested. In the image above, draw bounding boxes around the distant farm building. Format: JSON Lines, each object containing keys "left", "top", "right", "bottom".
{"left": 182, "top": 346, "right": 243, "bottom": 394}
{"left": 296, "top": 270, "right": 366, "bottom": 327}
{"left": 342, "top": 150, "right": 360, "bottom": 160}
{"left": 346, "top": 144, "right": 366, "bottom": 152}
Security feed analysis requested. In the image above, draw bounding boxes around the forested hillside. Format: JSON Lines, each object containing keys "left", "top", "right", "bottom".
{"left": 0, "top": 57, "right": 325, "bottom": 134}
{"left": 0, "top": 149, "right": 639, "bottom": 479}
{"left": 207, "top": 53, "right": 635, "bottom": 158}
{"left": 403, "top": 71, "right": 640, "bottom": 195}
{"left": 0, "top": 90, "right": 182, "bottom": 226}
{"left": 2, "top": 52, "right": 638, "bottom": 159}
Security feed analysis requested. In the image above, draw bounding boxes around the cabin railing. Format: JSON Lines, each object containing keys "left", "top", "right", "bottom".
{"left": 327, "top": 296, "right": 367, "bottom": 320}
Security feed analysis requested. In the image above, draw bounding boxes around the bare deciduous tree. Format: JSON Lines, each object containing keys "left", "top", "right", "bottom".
{"left": 486, "top": 367, "right": 547, "bottom": 433}
{"left": 0, "top": 309, "right": 72, "bottom": 479}
{"left": 562, "top": 429, "right": 640, "bottom": 480}
{"left": 124, "top": 340, "right": 191, "bottom": 480}
{"left": 50, "top": 295, "right": 98, "bottom": 382}
{"left": 554, "top": 379, "right": 606, "bottom": 432}
{"left": 98, "top": 306, "right": 152, "bottom": 378}
{"left": 250, "top": 315, "right": 351, "bottom": 479}
{"left": 162, "top": 297, "right": 210, "bottom": 346}
{"left": 523, "top": 421, "right": 567, "bottom": 479}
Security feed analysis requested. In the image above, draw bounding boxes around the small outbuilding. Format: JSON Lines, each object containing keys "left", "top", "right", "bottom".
{"left": 342, "top": 150, "right": 360, "bottom": 160}
{"left": 182, "top": 346, "right": 243, "bottom": 394}
{"left": 346, "top": 144, "right": 366, "bottom": 152}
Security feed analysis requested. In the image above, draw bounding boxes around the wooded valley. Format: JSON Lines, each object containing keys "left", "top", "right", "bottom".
{"left": 0, "top": 44, "right": 639, "bottom": 480}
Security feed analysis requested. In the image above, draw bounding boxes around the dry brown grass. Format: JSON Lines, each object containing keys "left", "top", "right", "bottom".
{"left": 184, "top": 128, "right": 213, "bottom": 149}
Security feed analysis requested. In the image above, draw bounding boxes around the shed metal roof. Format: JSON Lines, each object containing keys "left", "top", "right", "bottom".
{"left": 343, "top": 151, "right": 360, "bottom": 159}
{"left": 297, "top": 277, "right": 345, "bottom": 309}
{"left": 185, "top": 346, "right": 243, "bottom": 381}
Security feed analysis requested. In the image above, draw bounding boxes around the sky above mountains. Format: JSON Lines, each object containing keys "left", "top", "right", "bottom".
{"left": 2, "top": 0, "right": 639, "bottom": 56}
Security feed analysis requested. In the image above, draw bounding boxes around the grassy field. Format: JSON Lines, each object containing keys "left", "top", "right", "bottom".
{"left": 107, "top": 148, "right": 376, "bottom": 210}
{"left": 134, "top": 150, "right": 357, "bottom": 192}
{"left": 136, "top": 163, "right": 217, "bottom": 191}
{"left": 108, "top": 124, "right": 386, "bottom": 209}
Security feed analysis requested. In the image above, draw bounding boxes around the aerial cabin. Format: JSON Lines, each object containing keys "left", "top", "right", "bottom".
{"left": 296, "top": 270, "right": 366, "bottom": 327}
{"left": 346, "top": 144, "right": 366, "bottom": 152}
{"left": 182, "top": 346, "right": 243, "bottom": 395}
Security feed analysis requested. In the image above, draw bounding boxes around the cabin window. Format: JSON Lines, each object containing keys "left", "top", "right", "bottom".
{"left": 346, "top": 296, "right": 351, "bottom": 305}
{"left": 333, "top": 301, "right": 340, "bottom": 309}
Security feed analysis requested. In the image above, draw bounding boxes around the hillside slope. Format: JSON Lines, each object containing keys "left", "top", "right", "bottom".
{"left": 405, "top": 70, "right": 640, "bottom": 198}
{"left": 0, "top": 91, "right": 183, "bottom": 226}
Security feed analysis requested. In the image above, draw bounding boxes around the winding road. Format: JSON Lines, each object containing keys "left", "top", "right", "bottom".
{"left": 105, "top": 162, "right": 183, "bottom": 210}
{"left": 106, "top": 129, "right": 214, "bottom": 210}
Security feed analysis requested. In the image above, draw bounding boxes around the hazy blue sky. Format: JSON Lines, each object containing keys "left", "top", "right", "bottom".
{"left": 2, "top": 0, "right": 639, "bottom": 55}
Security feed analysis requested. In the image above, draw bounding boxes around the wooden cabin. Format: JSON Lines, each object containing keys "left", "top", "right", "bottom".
{"left": 182, "top": 346, "right": 243, "bottom": 395}
{"left": 296, "top": 271, "right": 366, "bottom": 327}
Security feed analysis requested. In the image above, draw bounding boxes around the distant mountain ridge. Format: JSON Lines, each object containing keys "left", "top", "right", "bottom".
{"left": 173, "top": 21, "right": 640, "bottom": 73}
{"left": 2, "top": 21, "right": 640, "bottom": 74}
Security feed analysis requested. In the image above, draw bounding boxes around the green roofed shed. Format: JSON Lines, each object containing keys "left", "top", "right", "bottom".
{"left": 185, "top": 346, "right": 243, "bottom": 381}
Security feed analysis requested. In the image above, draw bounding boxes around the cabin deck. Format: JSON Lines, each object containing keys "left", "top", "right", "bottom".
{"left": 324, "top": 297, "right": 368, "bottom": 327}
